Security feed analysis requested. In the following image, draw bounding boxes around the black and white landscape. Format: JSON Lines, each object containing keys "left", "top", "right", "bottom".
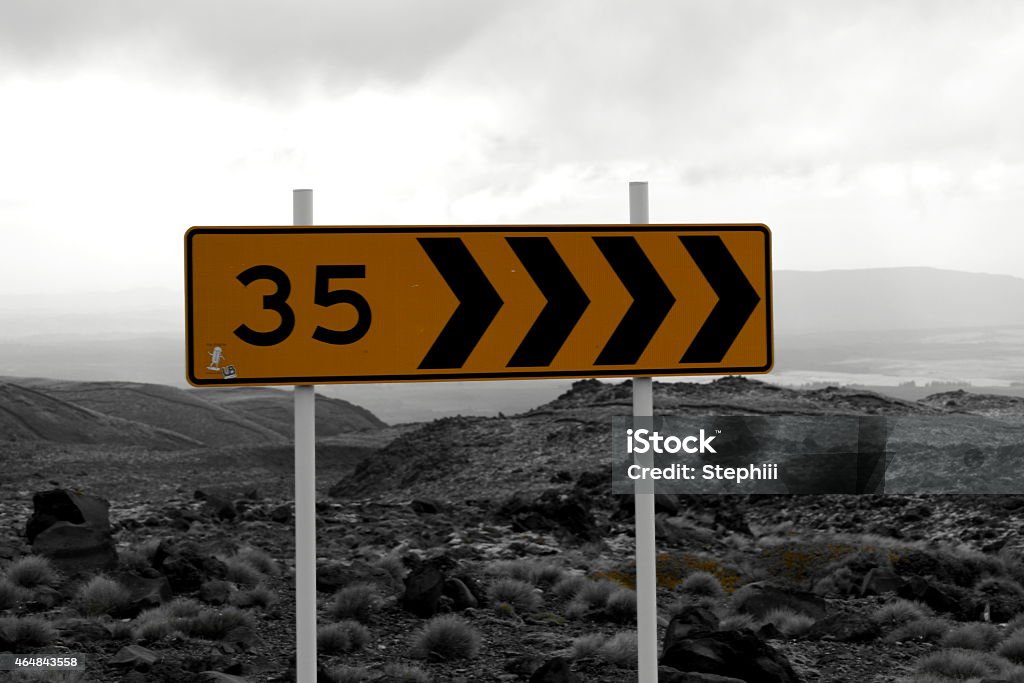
{"left": 4, "top": 2, "right": 1024, "bottom": 682}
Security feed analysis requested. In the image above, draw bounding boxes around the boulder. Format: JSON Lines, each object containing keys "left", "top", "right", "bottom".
{"left": 805, "top": 613, "right": 880, "bottom": 642}
{"left": 443, "top": 577, "right": 478, "bottom": 611}
{"left": 497, "top": 489, "right": 599, "bottom": 541}
{"left": 410, "top": 498, "right": 444, "bottom": 515}
{"left": 529, "top": 656, "right": 576, "bottom": 683}
{"left": 152, "top": 540, "right": 228, "bottom": 594}
{"left": 898, "top": 575, "right": 980, "bottom": 621}
{"left": 401, "top": 561, "right": 447, "bottom": 617}
{"left": 661, "top": 629, "right": 801, "bottom": 683}
{"left": 113, "top": 571, "right": 173, "bottom": 613}
{"left": 31, "top": 522, "right": 117, "bottom": 574}
{"left": 110, "top": 644, "right": 160, "bottom": 670}
{"left": 664, "top": 606, "right": 720, "bottom": 645}
{"left": 26, "top": 489, "right": 117, "bottom": 574}
{"left": 735, "top": 582, "right": 826, "bottom": 620}
{"left": 659, "top": 669, "right": 746, "bottom": 683}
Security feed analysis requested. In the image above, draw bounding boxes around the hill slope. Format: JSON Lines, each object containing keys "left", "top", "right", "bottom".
{"left": 192, "top": 386, "right": 387, "bottom": 435}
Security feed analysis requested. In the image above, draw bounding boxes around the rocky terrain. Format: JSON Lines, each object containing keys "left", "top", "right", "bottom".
{"left": 3, "top": 376, "right": 1024, "bottom": 682}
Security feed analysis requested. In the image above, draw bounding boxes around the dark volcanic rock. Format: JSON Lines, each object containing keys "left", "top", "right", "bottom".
{"left": 805, "top": 613, "right": 880, "bottom": 642}
{"left": 496, "top": 489, "right": 599, "bottom": 541}
{"left": 32, "top": 522, "right": 117, "bottom": 574}
{"left": 401, "top": 561, "right": 447, "bottom": 617}
{"left": 664, "top": 607, "right": 720, "bottom": 644}
{"left": 443, "top": 577, "right": 478, "bottom": 611}
{"left": 659, "top": 669, "right": 745, "bottom": 683}
{"left": 860, "top": 567, "right": 904, "bottom": 596}
{"left": 661, "top": 629, "right": 801, "bottom": 683}
{"left": 152, "top": 540, "right": 228, "bottom": 594}
{"left": 735, "top": 582, "right": 826, "bottom": 620}
{"left": 114, "top": 571, "right": 173, "bottom": 613}
{"left": 529, "top": 656, "right": 576, "bottom": 683}
{"left": 898, "top": 575, "right": 980, "bottom": 621}
{"left": 410, "top": 498, "right": 444, "bottom": 515}
{"left": 26, "top": 489, "right": 117, "bottom": 574}
{"left": 110, "top": 644, "right": 160, "bottom": 670}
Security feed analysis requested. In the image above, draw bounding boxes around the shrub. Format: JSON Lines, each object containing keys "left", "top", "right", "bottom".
{"left": 763, "top": 608, "right": 815, "bottom": 638}
{"left": 234, "top": 547, "right": 281, "bottom": 577}
{"left": 223, "top": 558, "right": 264, "bottom": 589}
{"left": 914, "top": 648, "right": 1001, "bottom": 679}
{"left": 329, "top": 583, "right": 381, "bottom": 623}
{"left": 488, "top": 578, "right": 541, "bottom": 614}
{"left": 4, "top": 556, "right": 59, "bottom": 589}
{"left": 598, "top": 631, "right": 638, "bottom": 669}
{"left": 181, "top": 606, "right": 254, "bottom": 641}
{"left": 570, "top": 633, "right": 606, "bottom": 660}
{"left": 998, "top": 631, "right": 1024, "bottom": 664}
{"left": 229, "top": 586, "right": 277, "bottom": 609}
{"left": 380, "top": 664, "right": 431, "bottom": 683}
{"left": 318, "top": 620, "right": 370, "bottom": 655}
{"left": 75, "top": 575, "right": 131, "bottom": 617}
{"left": 1, "top": 580, "right": 25, "bottom": 610}
{"left": 681, "top": 571, "right": 724, "bottom": 597}
{"left": 885, "top": 617, "right": 951, "bottom": 644}
{"left": 551, "top": 574, "right": 588, "bottom": 600}
{"left": 871, "top": 599, "right": 931, "bottom": 628}
{"left": 941, "top": 622, "right": 1002, "bottom": 651}
{"left": 604, "top": 588, "right": 637, "bottom": 624}
{"left": 0, "top": 616, "right": 56, "bottom": 648}
{"left": 574, "top": 580, "right": 618, "bottom": 608}
{"left": 411, "top": 615, "right": 481, "bottom": 662}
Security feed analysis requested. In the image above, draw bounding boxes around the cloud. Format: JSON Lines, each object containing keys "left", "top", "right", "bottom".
{"left": 0, "top": 0, "right": 511, "bottom": 92}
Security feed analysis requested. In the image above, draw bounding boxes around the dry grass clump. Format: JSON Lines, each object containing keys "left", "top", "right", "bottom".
{"left": 597, "top": 631, "right": 638, "bottom": 669}
{"left": 871, "top": 599, "right": 932, "bottom": 628}
{"left": 913, "top": 648, "right": 1004, "bottom": 680}
{"left": 681, "top": 570, "right": 725, "bottom": 597}
{"left": 322, "top": 665, "right": 373, "bottom": 683}
{"left": 132, "top": 597, "right": 207, "bottom": 641}
{"left": 223, "top": 557, "right": 265, "bottom": 589}
{"left": 604, "top": 588, "right": 637, "bottom": 624}
{"left": 885, "top": 617, "right": 951, "bottom": 644}
{"left": 318, "top": 620, "right": 370, "bottom": 655}
{"left": 763, "top": 607, "right": 815, "bottom": 638}
{"left": 940, "top": 622, "right": 1002, "bottom": 651}
{"left": 486, "top": 559, "right": 566, "bottom": 587}
{"left": 411, "top": 614, "right": 481, "bottom": 662}
{"left": 570, "top": 633, "right": 607, "bottom": 660}
{"left": 551, "top": 574, "right": 588, "bottom": 600}
{"left": 229, "top": 585, "right": 277, "bottom": 609}
{"left": 373, "top": 552, "right": 408, "bottom": 584}
{"left": 4, "top": 556, "right": 59, "bottom": 589}
{"left": 488, "top": 578, "right": 542, "bottom": 615}
{"left": 234, "top": 547, "right": 282, "bottom": 577}
{"left": 75, "top": 575, "right": 131, "bottom": 617}
{"left": 998, "top": 631, "right": 1024, "bottom": 664}
{"left": 329, "top": 583, "right": 382, "bottom": 623}
{"left": 380, "top": 663, "right": 431, "bottom": 682}
{"left": 180, "top": 606, "right": 255, "bottom": 641}
{"left": 1, "top": 580, "right": 26, "bottom": 610}
{"left": 719, "top": 613, "right": 756, "bottom": 631}
{"left": 0, "top": 616, "right": 56, "bottom": 648}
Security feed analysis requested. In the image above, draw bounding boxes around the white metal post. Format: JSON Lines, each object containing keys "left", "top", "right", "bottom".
{"left": 631, "top": 181, "right": 658, "bottom": 681}
{"left": 293, "top": 189, "right": 317, "bottom": 682}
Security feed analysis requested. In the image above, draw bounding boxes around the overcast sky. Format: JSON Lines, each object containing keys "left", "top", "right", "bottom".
{"left": 2, "top": 0, "right": 1024, "bottom": 317}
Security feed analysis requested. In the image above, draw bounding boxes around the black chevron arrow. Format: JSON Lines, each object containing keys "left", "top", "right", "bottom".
{"left": 679, "top": 235, "right": 760, "bottom": 363}
{"left": 418, "top": 238, "right": 503, "bottom": 369}
{"left": 506, "top": 237, "right": 590, "bottom": 367}
{"left": 593, "top": 236, "right": 676, "bottom": 365}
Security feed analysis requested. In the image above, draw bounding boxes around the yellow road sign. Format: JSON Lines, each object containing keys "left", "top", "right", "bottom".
{"left": 185, "top": 225, "right": 772, "bottom": 386}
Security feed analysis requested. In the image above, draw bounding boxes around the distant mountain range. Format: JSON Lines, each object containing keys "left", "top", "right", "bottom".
{"left": 2, "top": 267, "right": 1023, "bottom": 421}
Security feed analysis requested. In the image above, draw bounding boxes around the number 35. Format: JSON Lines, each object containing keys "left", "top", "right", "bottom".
{"left": 233, "top": 265, "right": 371, "bottom": 346}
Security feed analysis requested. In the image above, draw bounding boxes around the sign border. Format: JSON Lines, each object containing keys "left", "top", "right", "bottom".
{"left": 185, "top": 224, "right": 773, "bottom": 386}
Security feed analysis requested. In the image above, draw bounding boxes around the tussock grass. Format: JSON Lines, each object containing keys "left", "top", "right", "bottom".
{"left": 318, "top": 620, "right": 370, "bottom": 654}
{"left": 4, "top": 556, "right": 59, "bottom": 589}
{"left": 681, "top": 570, "right": 724, "bottom": 597}
{"left": 329, "top": 583, "right": 381, "bottom": 623}
{"left": 488, "top": 578, "right": 541, "bottom": 614}
{"left": 75, "top": 575, "right": 131, "bottom": 617}
{"left": 570, "top": 633, "right": 606, "bottom": 660}
{"left": 574, "top": 579, "right": 618, "bottom": 608}
{"left": 604, "top": 588, "right": 637, "bottom": 624}
{"left": 223, "top": 558, "right": 265, "bottom": 589}
{"left": 597, "top": 631, "right": 638, "bottom": 669}
{"left": 763, "top": 607, "right": 815, "bottom": 638}
{"left": 720, "top": 613, "right": 756, "bottom": 631}
{"left": 486, "top": 559, "right": 566, "bottom": 586}
{"left": 0, "top": 579, "right": 26, "bottom": 610}
{"left": 229, "top": 585, "right": 277, "bottom": 609}
{"left": 235, "top": 547, "right": 281, "bottom": 577}
{"left": 998, "top": 631, "right": 1024, "bottom": 664}
{"left": 322, "top": 665, "right": 373, "bottom": 683}
{"left": 871, "top": 599, "right": 932, "bottom": 628}
{"left": 380, "top": 663, "right": 431, "bottom": 682}
{"left": 373, "top": 552, "right": 407, "bottom": 584}
{"left": 885, "top": 617, "right": 951, "bottom": 644}
{"left": 180, "top": 606, "right": 255, "bottom": 641}
{"left": 940, "top": 622, "right": 1002, "bottom": 651}
{"left": 0, "top": 616, "right": 56, "bottom": 648}
{"left": 411, "top": 614, "right": 481, "bottom": 662}
{"left": 551, "top": 574, "right": 588, "bottom": 600}
{"left": 914, "top": 648, "right": 1003, "bottom": 679}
